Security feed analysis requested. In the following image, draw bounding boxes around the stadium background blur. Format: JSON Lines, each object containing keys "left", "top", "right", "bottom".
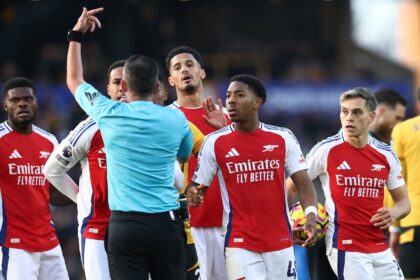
{"left": 1, "top": 0, "right": 420, "bottom": 279}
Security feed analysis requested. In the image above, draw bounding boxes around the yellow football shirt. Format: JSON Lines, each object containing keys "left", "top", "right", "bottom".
{"left": 390, "top": 115, "right": 420, "bottom": 227}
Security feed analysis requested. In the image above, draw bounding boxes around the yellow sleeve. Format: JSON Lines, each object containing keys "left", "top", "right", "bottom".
{"left": 391, "top": 123, "right": 406, "bottom": 180}
{"left": 189, "top": 121, "right": 205, "bottom": 157}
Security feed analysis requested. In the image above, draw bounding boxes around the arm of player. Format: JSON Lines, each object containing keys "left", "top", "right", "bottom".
{"left": 186, "top": 182, "right": 208, "bottom": 207}
{"left": 44, "top": 158, "right": 79, "bottom": 203}
{"left": 289, "top": 170, "right": 318, "bottom": 247}
{"left": 173, "top": 160, "right": 185, "bottom": 193}
{"left": 67, "top": 7, "right": 103, "bottom": 94}
{"left": 189, "top": 122, "right": 205, "bottom": 157}
{"left": 370, "top": 185, "right": 410, "bottom": 230}
{"left": 177, "top": 115, "right": 194, "bottom": 163}
{"left": 285, "top": 177, "right": 299, "bottom": 208}
{"left": 202, "top": 96, "right": 228, "bottom": 129}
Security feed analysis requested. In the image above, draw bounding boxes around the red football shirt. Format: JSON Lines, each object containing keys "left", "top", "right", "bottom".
{"left": 47, "top": 118, "right": 110, "bottom": 240}
{"left": 307, "top": 134, "right": 405, "bottom": 253}
{"left": 0, "top": 121, "right": 59, "bottom": 252}
{"left": 193, "top": 123, "right": 307, "bottom": 252}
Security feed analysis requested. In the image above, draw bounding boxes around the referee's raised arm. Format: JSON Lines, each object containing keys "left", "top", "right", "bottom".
{"left": 66, "top": 7, "right": 103, "bottom": 94}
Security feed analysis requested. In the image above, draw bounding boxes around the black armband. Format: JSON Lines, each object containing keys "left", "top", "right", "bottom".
{"left": 67, "top": 30, "right": 84, "bottom": 43}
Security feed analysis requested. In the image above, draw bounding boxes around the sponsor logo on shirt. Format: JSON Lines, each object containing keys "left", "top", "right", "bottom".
{"left": 225, "top": 147, "right": 240, "bottom": 158}
{"left": 262, "top": 145, "right": 279, "bottom": 152}
{"left": 371, "top": 164, "right": 385, "bottom": 171}
{"left": 10, "top": 238, "right": 20, "bottom": 244}
{"left": 342, "top": 239, "right": 352, "bottom": 245}
{"left": 39, "top": 151, "right": 50, "bottom": 158}
{"left": 9, "top": 149, "right": 22, "bottom": 159}
{"left": 337, "top": 161, "right": 351, "bottom": 170}
{"left": 84, "top": 91, "right": 101, "bottom": 105}
{"left": 233, "top": 238, "right": 244, "bottom": 243}
{"left": 8, "top": 163, "right": 47, "bottom": 186}
{"left": 336, "top": 174, "right": 385, "bottom": 198}
{"left": 226, "top": 159, "right": 280, "bottom": 184}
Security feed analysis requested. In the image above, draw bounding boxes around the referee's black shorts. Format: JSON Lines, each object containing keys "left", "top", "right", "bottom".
{"left": 399, "top": 226, "right": 420, "bottom": 278}
{"left": 107, "top": 210, "right": 186, "bottom": 280}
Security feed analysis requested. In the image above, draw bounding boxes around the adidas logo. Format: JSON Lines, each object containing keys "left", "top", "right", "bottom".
{"left": 337, "top": 161, "right": 351, "bottom": 170}
{"left": 9, "top": 149, "right": 22, "bottom": 159}
{"left": 225, "top": 148, "right": 240, "bottom": 158}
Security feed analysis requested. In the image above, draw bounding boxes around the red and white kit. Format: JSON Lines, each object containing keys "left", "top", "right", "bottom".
{"left": 193, "top": 123, "right": 307, "bottom": 279}
{"left": 45, "top": 117, "right": 111, "bottom": 280}
{"left": 306, "top": 133, "right": 404, "bottom": 279}
{"left": 0, "top": 121, "right": 68, "bottom": 280}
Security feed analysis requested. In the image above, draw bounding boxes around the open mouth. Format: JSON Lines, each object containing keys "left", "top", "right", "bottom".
{"left": 181, "top": 75, "right": 192, "bottom": 83}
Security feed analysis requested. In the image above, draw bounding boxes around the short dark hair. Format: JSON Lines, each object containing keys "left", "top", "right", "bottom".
{"left": 3, "top": 77, "right": 36, "bottom": 99}
{"left": 124, "top": 55, "right": 158, "bottom": 97}
{"left": 340, "top": 87, "right": 377, "bottom": 112}
{"left": 374, "top": 88, "right": 407, "bottom": 108}
{"left": 106, "top": 60, "right": 126, "bottom": 81}
{"left": 230, "top": 74, "right": 267, "bottom": 103}
{"left": 165, "top": 45, "right": 203, "bottom": 71}
{"left": 158, "top": 72, "right": 165, "bottom": 84}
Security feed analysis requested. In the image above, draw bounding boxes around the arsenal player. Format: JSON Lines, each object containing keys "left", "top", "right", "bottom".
{"left": 187, "top": 74, "right": 317, "bottom": 280}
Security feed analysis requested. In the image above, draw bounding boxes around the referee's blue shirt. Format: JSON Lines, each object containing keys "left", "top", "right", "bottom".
{"left": 75, "top": 83, "right": 193, "bottom": 213}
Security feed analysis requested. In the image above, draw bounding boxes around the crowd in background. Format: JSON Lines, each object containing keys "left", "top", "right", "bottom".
{"left": 0, "top": 1, "right": 416, "bottom": 279}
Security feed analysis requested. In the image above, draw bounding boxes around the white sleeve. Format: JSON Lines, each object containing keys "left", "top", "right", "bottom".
{"left": 385, "top": 150, "right": 405, "bottom": 190}
{"left": 284, "top": 129, "right": 308, "bottom": 176}
{"left": 173, "top": 160, "right": 185, "bottom": 193}
{"left": 44, "top": 119, "right": 95, "bottom": 202}
{"left": 191, "top": 136, "right": 218, "bottom": 186}
{"left": 305, "top": 143, "right": 327, "bottom": 180}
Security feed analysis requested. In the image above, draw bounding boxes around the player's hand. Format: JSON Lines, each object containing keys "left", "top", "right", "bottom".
{"left": 370, "top": 207, "right": 397, "bottom": 230}
{"left": 292, "top": 226, "right": 306, "bottom": 245}
{"left": 73, "top": 7, "right": 104, "bottom": 33}
{"left": 202, "top": 97, "right": 227, "bottom": 129}
{"left": 302, "top": 213, "right": 317, "bottom": 247}
{"left": 186, "top": 184, "right": 205, "bottom": 207}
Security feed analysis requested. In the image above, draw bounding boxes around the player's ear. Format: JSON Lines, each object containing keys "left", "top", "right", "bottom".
{"left": 3, "top": 100, "right": 7, "bottom": 112}
{"left": 254, "top": 96, "right": 263, "bottom": 109}
{"left": 168, "top": 75, "right": 175, "bottom": 87}
{"left": 369, "top": 110, "right": 376, "bottom": 123}
{"left": 121, "top": 80, "right": 128, "bottom": 92}
{"left": 200, "top": 69, "right": 206, "bottom": 80}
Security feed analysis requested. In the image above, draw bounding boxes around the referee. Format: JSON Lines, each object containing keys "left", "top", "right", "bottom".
{"left": 66, "top": 7, "right": 193, "bottom": 280}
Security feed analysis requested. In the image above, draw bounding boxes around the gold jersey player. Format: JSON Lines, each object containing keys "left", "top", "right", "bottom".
{"left": 389, "top": 89, "right": 420, "bottom": 280}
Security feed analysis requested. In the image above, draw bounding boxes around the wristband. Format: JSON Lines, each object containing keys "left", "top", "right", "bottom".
{"left": 304, "top": 205, "right": 317, "bottom": 217}
{"left": 389, "top": 225, "right": 401, "bottom": 233}
{"left": 67, "top": 30, "right": 84, "bottom": 43}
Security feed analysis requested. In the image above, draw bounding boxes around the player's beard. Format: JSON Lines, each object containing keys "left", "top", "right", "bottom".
{"left": 184, "top": 83, "right": 197, "bottom": 95}
{"left": 12, "top": 111, "right": 36, "bottom": 128}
